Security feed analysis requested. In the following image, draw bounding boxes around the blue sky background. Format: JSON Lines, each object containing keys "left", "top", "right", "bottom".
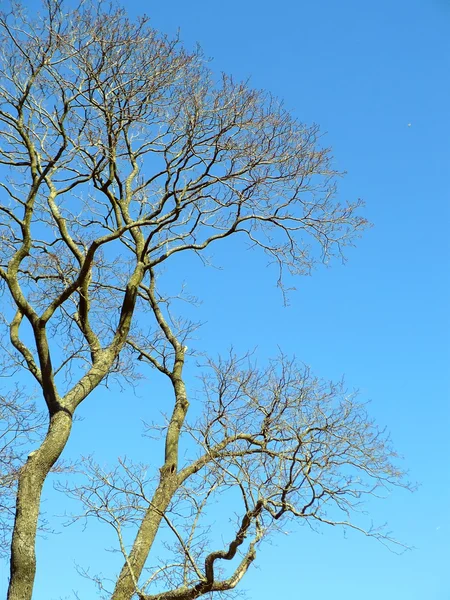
{"left": 1, "top": 0, "right": 449, "bottom": 599}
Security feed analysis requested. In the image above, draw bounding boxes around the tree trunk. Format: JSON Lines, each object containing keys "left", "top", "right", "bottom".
{"left": 112, "top": 372, "right": 189, "bottom": 600}
{"left": 111, "top": 474, "right": 177, "bottom": 600}
{"left": 7, "top": 409, "right": 73, "bottom": 600}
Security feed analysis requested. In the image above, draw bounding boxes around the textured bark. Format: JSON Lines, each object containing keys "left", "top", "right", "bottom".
{"left": 112, "top": 374, "right": 188, "bottom": 600}
{"left": 111, "top": 477, "right": 177, "bottom": 600}
{"left": 6, "top": 261, "right": 144, "bottom": 599}
{"left": 7, "top": 409, "right": 72, "bottom": 600}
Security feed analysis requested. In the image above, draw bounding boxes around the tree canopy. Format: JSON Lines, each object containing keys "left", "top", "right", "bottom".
{"left": 0, "top": 2, "right": 408, "bottom": 599}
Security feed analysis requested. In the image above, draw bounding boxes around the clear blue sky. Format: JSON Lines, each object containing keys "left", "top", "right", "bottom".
{"left": 1, "top": 1, "right": 449, "bottom": 599}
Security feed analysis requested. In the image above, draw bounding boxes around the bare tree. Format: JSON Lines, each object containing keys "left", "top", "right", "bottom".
{"left": 61, "top": 354, "right": 408, "bottom": 600}
{"left": 0, "top": 1, "right": 406, "bottom": 599}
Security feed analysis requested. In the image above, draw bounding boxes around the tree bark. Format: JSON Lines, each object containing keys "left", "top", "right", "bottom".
{"left": 112, "top": 375, "right": 188, "bottom": 600}
{"left": 111, "top": 476, "right": 177, "bottom": 600}
{"left": 7, "top": 409, "right": 73, "bottom": 600}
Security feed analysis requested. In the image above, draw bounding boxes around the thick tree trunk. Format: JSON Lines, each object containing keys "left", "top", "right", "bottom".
{"left": 7, "top": 409, "right": 72, "bottom": 600}
{"left": 111, "top": 475, "right": 177, "bottom": 600}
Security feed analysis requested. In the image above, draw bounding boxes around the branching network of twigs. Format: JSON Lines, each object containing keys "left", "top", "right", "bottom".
{"left": 0, "top": 3, "right": 408, "bottom": 600}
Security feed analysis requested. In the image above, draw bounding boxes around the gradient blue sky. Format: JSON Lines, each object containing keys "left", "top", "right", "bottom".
{"left": 1, "top": 1, "right": 449, "bottom": 599}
